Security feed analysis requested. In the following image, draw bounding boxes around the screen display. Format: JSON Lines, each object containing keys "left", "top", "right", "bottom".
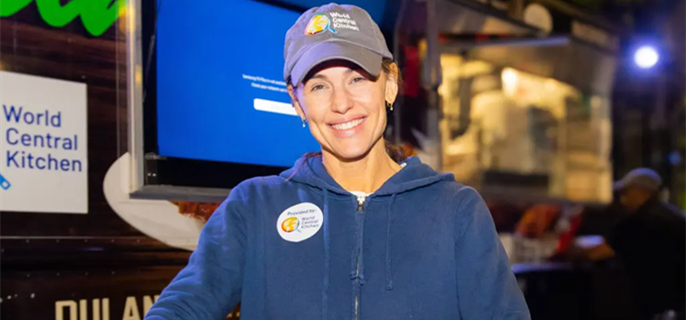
{"left": 156, "top": 0, "right": 320, "bottom": 168}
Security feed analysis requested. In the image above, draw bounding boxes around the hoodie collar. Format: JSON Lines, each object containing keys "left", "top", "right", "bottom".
{"left": 279, "top": 155, "right": 454, "bottom": 197}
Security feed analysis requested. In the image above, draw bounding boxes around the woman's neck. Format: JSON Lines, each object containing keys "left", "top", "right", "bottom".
{"left": 322, "top": 140, "right": 402, "bottom": 194}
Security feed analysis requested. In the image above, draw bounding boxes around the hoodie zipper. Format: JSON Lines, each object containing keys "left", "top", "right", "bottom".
{"left": 356, "top": 195, "right": 366, "bottom": 212}
{"left": 354, "top": 194, "right": 366, "bottom": 320}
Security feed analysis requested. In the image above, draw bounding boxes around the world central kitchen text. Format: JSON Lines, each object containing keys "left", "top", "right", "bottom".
{"left": 3, "top": 104, "right": 83, "bottom": 172}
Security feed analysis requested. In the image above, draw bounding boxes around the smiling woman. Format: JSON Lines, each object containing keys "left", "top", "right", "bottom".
{"left": 288, "top": 58, "right": 405, "bottom": 163}
{"left": 145, "top": 3, "right": 530, "bottom": 320}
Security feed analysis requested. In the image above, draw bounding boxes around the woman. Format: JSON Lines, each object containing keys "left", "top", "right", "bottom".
{"left": 145, "top": 3, "right": 529, "bottom": 320}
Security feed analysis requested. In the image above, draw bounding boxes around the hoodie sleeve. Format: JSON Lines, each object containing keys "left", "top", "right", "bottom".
{"left": 144, "top": 187, "right": 247, "bottom": 320}
{"left": 454, "top": 188, "right": 530, "bottom": 320}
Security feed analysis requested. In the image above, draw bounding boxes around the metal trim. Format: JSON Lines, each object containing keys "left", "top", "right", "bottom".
{"left": 127, "top": 0, "right": 145, "bottom": 195}
{"left": 129, "top": 185, "right": 231, "bottom": 203}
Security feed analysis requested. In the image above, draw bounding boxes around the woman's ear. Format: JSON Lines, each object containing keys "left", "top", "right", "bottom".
{"left": 288, "top": 85, "right": 306, "bottom": 121}
{"left": 384, "top": 63, "right": 400, "bottom": 104}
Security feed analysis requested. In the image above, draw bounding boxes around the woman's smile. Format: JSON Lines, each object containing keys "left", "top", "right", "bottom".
{"left": 328, "top": 116, "right": 366, "bottom": 137}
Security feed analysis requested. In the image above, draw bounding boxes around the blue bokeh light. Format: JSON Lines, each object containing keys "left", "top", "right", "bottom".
{"left": 634, "top": 46, "right": 659, "bottom": 69}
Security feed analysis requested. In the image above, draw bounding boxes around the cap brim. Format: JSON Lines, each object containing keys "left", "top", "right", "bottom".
{"left": 290, "top": 41, "right": 383, "bottom": 86}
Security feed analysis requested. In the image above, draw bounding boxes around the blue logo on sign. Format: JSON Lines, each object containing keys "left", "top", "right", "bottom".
{"left": 0, "top": 172, "right": 11, "bottom": 190}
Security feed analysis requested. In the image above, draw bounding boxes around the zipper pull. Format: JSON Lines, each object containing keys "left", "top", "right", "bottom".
{"left": 356, "top": 195, "right": 366, "bottom": 211}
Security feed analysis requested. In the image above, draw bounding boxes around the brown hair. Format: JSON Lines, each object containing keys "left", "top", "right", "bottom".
{"left": 381, "top": 58, "right": 402, "bottom": 87}
{"left": 295, "top": 58, "right": 407, "bottom": 163}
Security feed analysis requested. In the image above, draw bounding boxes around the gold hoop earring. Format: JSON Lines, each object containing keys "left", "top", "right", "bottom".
{"left": 386, "top": 101, "right": 393, "bottom": 111}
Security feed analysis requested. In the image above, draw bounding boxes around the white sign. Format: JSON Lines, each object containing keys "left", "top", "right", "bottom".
{"left": 0, "top": 71, "right": 88, "bottom": 214}
{"left": 276, "top": 202, "right": 323, "bottom": 242}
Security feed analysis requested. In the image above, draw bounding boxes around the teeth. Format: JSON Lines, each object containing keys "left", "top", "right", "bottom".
{"left": 331, "top": 118, "right": 364, "bottom": 130}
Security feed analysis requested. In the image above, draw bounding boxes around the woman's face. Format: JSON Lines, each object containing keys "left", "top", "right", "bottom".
{"left": 289, "top": 61, "right": 398, "bottom": 160}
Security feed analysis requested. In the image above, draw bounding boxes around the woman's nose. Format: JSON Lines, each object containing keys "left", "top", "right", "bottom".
{"left": 331, "top": 89, "right": 354, "bottom": 114}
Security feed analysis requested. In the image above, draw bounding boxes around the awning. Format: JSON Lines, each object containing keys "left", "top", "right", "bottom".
{"left": 394, "top": 0, "right": 618, "bottom": 95}
{"left": 435, "top": 0, "right": 535, "bottom": 35}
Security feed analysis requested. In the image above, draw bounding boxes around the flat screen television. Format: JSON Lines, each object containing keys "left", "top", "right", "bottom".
{"left": 130, "top": 0, "right": 321, "bottom": 202}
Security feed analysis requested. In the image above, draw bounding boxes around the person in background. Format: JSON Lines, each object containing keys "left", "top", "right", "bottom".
{"left": 144, "top": 3, "right": 529, "bottom": 320}
{"left": 585, "top": 168, "right": 685, "bottom": 320}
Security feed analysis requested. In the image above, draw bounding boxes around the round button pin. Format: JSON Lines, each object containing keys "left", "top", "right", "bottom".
{"left": 276, "top": 202, "right": 323, "bottom": 242}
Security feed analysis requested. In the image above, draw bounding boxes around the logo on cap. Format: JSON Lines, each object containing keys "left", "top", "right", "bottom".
{"left": 306, "top": 14, "right": 337, "bottom": 36}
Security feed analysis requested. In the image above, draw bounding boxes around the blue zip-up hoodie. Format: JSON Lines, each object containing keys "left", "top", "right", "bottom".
{"left": 145, "top": 156, "right": 530, "bottom": 320}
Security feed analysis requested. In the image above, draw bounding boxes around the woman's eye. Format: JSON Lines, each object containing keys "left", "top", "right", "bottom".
{"left": 311, "top": 84, "right": 326, "bottom": 91}
{"left": 351, "top": 77, "right": 366, "bottom": 84}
